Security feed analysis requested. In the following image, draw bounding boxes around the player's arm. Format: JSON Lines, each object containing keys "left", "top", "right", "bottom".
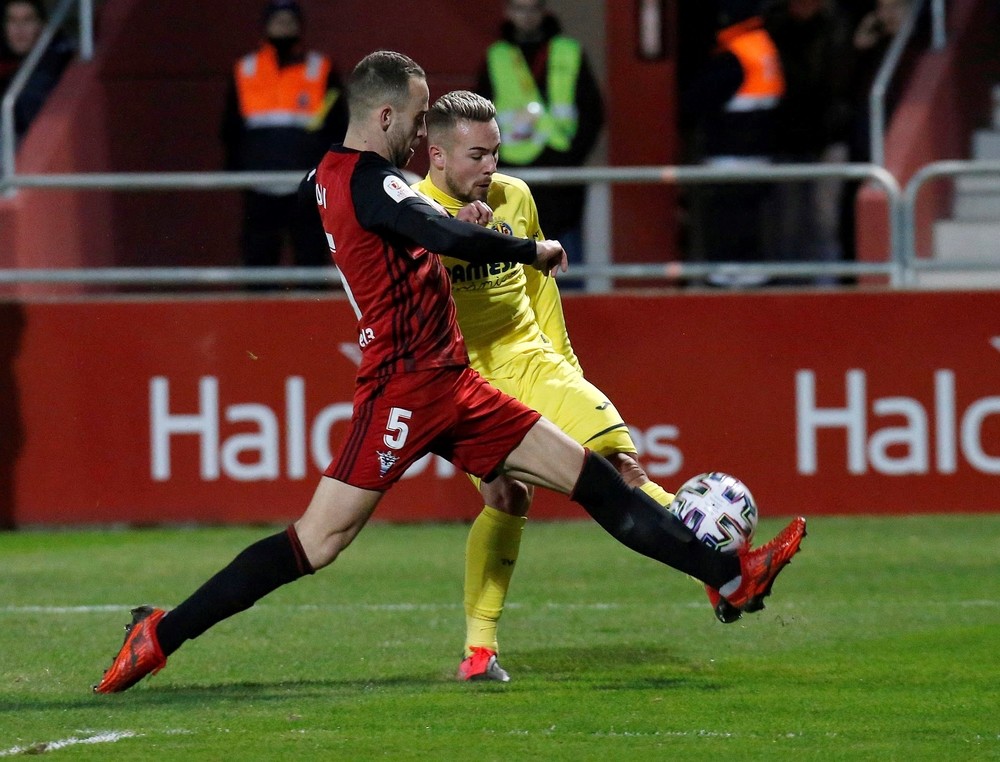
{"left": 353, "top": 158, "right": 560, "bottom": 270}
{"left": 401, "top": 207, "right": 565, "bottom": 274}
{"left": 525, "top": 266, "right": 583, "bottom": 373}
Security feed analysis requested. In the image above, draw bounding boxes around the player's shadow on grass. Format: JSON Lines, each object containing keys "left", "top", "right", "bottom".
{"left": 0, "top": 675, "right": 442, "bottom": 712}
{"left": 88, "top": 675, "right": 452, "bottom": 707}
{"left": 2, "top": 645, "right": 719, "bottom": 710}
{"left": 513, "top": 643, "right": 725, "bottom": 692}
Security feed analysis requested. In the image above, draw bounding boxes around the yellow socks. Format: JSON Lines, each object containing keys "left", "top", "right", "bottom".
{"left": 640, "top": 479, "right": 675, "bottom": 508}
{"left": 464, "top": 506, "right": 526, "bottom": 655}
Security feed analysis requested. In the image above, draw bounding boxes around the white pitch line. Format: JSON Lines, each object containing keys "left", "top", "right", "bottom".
{"left": 0, "top": 601, "right": 625, "bottom": 615}
{"left": 0, "top": 731, "right": 138, "bottom": 757}
{"left": 0, "top": 605, "right": 129, "bottom": 614}
{"left": 2, "top": 599, "right": 996, "bottom": 616}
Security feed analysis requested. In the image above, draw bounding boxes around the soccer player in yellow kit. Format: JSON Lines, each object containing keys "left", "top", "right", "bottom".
{"left": 415, "top": 91, "right": 739, "bottom": 682}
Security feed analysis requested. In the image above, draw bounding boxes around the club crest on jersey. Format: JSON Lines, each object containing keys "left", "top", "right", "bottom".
{"left": 383, "top": 175, "right": 417, "bottom": 203}
{"left": 489, "top": 221, "right": 513, "bottom": 236}
{"left": 376, "top": 450, "right": 398, "bottom": 478}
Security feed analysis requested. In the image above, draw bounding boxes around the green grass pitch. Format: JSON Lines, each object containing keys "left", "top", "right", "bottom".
{"left": 1, "top": 515, "right": 998, "bottom": 760}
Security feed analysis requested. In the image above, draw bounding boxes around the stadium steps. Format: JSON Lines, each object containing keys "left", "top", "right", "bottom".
{"left": 923, "top": 85, "right": 1000, "bottom": 287}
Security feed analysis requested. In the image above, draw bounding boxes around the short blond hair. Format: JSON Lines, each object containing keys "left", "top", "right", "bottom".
{"left": 426, "top": 90, "right": 496, "bottom": 140}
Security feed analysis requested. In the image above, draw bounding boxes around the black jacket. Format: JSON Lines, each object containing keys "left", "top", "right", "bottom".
{"left": 0, "top": 30, "right": 73, "bottom": 141}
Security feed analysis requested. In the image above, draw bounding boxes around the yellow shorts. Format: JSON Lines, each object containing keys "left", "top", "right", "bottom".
{"left": 470, "top": 342, "right": 636, "bottom": 487}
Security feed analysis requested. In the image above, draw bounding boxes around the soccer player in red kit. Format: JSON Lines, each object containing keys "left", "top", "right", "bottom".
{"left": 94, "top": 50, "right": 805, "bottom": 694}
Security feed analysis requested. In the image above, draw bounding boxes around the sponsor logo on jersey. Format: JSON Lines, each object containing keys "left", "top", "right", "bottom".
{"left": 449, "top": 260, "right": 516, "bottom": 284}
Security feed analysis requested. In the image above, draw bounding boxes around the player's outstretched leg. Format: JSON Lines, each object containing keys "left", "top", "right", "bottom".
{"left": 93, "top": 525, "right": 314, "bottom": 693}
{"left": 569, "top": 450, "right": 806, "bottom": 616}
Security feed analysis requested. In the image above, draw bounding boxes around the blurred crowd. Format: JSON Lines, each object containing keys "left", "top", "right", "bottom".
{"left": 679, "top": 0, "right": 922, "bottom": 283}
{"left": 2, "top": 0, "right": 927, "bottom": 286}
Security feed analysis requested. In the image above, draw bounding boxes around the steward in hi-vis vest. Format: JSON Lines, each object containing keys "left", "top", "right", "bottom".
{"left": 717, "top": 18, "right": 784, "bottom": 118}
{"left": 220, "top": 0, "right": 348, "bottom": 273}
{"left": 677, "top": 2, "right": 786, "bottom": 273}
{"left": 232, "top": 44, "right": 331, "bottom": 188}
{"left": 223, "top": 40, "right": 345, "bottom": 194}
{"left": 486, "top": 35, "right": 581, "bottom": 166}
{"left": 680, "top": 13, "right": 785, "bottom": 161}
{"left": 476, "top": 3, "right": 603, "bottom": 265}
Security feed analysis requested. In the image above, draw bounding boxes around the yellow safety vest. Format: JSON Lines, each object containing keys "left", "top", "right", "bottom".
{"left": 487, "top": 36, "right": 581, "bottom": 165}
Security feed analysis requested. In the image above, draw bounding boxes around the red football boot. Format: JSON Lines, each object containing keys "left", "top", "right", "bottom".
{"left": 93, "top": 606, "right": 167, "bottom": 694}
{"left": 722, "top": 516, "right": 807, "bottom": 613}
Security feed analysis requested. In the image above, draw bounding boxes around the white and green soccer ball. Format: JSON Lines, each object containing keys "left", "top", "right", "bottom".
{"left": 669, "top": 472, "right": 758, "bottom": 554}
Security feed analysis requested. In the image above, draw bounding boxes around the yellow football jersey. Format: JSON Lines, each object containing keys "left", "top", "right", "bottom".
{"left": 413, "top": 172, "right": 581, "bottom": 374}
{"left": 414, "top": 172, "right": 635, "bottom": 461}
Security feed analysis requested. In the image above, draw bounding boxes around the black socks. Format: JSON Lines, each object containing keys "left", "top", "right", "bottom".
{"left": 156, "top": 525, "right": 314, "bottom": 656}
{"left": 570, "top": 450, "right": 740, "bottom": 588}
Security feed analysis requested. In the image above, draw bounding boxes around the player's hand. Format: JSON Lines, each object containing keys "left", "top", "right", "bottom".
{"left": 532, "top": 239, "right": 568, "bottom": 276}
{"left": 456, "top": 200, "right": 493, "bottom": 226}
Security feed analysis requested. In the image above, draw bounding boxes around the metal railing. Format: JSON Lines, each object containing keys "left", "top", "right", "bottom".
{"left": 900, "top": 159, "right": 1000, "bottom": 285}
{"left": 0, "top": 163, "right": 904, "bottom": 290}
{"left": 1, "top": 0, "right": 94, "bottom": 183}
{"left": 870, "top": 0, "right": 947, "bottom": 167}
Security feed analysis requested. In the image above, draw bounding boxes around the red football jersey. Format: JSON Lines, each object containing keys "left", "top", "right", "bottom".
{"left": 313, "top": 146, "right": 536, "bottom": 381}
{"left": 315, "top": 148, "right": 467, "bottom": 379}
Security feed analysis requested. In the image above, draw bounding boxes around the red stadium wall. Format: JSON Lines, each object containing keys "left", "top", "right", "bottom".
{"left": 2, "top": 291, "right": 998, "bottom": 528}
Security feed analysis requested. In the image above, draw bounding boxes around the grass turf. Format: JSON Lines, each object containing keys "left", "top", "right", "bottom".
{"left": 1, "top": 515, "right": 998, "bottom": 760}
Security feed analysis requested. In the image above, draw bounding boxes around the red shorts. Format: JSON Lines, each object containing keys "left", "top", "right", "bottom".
{"left": 324, "top": 365, "right": 541, "bottom": 490}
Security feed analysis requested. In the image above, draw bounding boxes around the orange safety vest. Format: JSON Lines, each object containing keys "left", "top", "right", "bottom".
{"left": 235, "top": 43, "right": 330, "bottom": 129}
{"left": 716, "top": 19, "right": 784, "bottom": 113}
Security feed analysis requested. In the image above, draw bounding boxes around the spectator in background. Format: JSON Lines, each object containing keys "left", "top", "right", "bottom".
{"left": 839, "top": 0, "right": 916, "bottom": 260}
{"left": 846, "top": 0, "right": 912, "bottom": 162}
{"left": 0, "top": 0, "right": 73, "bottom": 145}
{"left": 220, "top": 0, "right": 347, "bottom": 281}
{"left": 476, "top": 0, "right": 604, "bottom": 286}
{"left": 680, "top": 0, "right": 785, "bottom": 286}
{"left": 764, "top": 0, "right": 853, "bottom": 282}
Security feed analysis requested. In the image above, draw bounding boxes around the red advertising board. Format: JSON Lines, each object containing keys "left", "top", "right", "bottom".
{"left": 2, "top": 291, "right": 998, "bottom": 527}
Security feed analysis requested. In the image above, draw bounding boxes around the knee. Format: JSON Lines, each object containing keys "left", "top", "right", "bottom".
{"left": 293, "top": 522, "right": 346, "bottom": 571}
{"left": 482, "top": 477, "right": 533, "bottom": 517}
{"left": 607, "top": 452, "right": 648, "bottom": 489}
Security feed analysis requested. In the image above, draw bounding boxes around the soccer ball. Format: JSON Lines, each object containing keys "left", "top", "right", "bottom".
{"left": 669, "top": 472, "right": 758, "bottom": 554}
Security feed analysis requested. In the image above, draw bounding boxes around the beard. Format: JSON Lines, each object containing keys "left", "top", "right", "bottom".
{"left": 386, "top": 130, "right": 413, "bottom": 169}
{"left": 389, "top": 143, "right": 413, "bottom": 169}
{"left": 444, "top": 171, "right": 486, "bottom": 204}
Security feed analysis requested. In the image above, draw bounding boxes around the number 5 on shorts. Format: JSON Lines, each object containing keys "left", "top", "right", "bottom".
{"left": 383, "top": 407, "right": 412, "bottom": 450}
